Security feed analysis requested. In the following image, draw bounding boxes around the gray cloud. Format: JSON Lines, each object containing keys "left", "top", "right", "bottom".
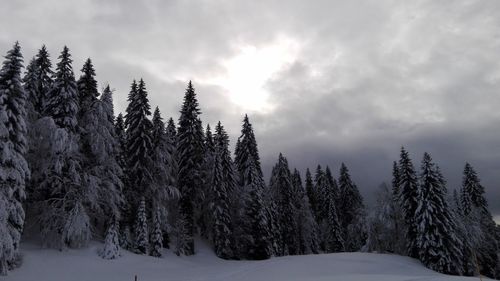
{"left": 1, "top": 0, "right": 500, "bottom": 213}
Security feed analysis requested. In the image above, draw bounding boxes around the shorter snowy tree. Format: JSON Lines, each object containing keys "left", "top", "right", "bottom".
{"left": 365, "top": 183, "right": 396, "bottom": 253}
{"left": 0, "top": 195, "right": 14, "bottom": 276}
{"left": 134, "top": 198, "right": 149, "bottom": 255}
{"left": 100, "top": 219, "right": 121, "bottom": 259}
{"left": 150, "top": 206, "right": 163, "bottom": 258}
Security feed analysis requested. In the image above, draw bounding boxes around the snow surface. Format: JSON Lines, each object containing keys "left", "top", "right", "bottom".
{"left": 9, "top": 240, "right": 485, "bottom": 281}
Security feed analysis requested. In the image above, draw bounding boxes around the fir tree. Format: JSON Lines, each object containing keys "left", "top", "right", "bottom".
{"left": 150, "top": 206, "right": 163, "bottom": 257}
{"left": 124, "top": 79, "right": 154, "bottom": 207}
{"left": 391, "top": 161, "right": 401, "bottom": 201}
{"left": 291, "top": 169, "right": 319, "bottom": 254}
{"left": 0, "top": 42, "right": 29, "bottom": 274}
{"left": 100, "top": 218, "right": 121, "bottom": 260}
{"left": 176, "top": 81, "right": 204, "bottom": 255}
{"left": 415, "top": 153, "right": 463, "bottom": 274}
{"left": 460, "top": 163, "right": 498, "bottom": 278}
{"left": 77, "top": 58, "right": 98, "bottom": 117}
{"left": 44, "top": 46, "right": 79, "bottom": 132}
{"left": 269, "top": 153, "right": 298, "bottom": 256}
{"left": 134, "top": 197, "right": 149, "bottom": 255}
{"left": 114, "top": 113, "right": 127, "bottom": 170}
{"left": 197, "top": 124, "right": 214, "bottom": 239}
{"left": 22, "top": 57, "right": 39, "bottom": 122}
{"left": 337, "top": 163, "right": 365, "bottom": 251}
{"left": 234, "top": 115, "right": 272, "bottom": 259}
{"left": 398, "top": 147, "right": 419, "bottom": 258}
{"left": 34, "top": 45, "right": 54, "bottom": 114}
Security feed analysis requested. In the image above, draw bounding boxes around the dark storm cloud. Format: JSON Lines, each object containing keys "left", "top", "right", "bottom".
{"left": 1, "top": 0, "right": 500, "bottom": 214}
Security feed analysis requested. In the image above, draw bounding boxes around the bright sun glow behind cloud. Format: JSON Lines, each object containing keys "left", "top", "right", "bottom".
{"left": 208, "top": 37, "right": 299, "bottom": 112}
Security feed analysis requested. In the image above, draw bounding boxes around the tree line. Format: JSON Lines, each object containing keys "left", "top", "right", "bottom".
{"left": 0, "top": 42, "right": 498, "bottom": 279}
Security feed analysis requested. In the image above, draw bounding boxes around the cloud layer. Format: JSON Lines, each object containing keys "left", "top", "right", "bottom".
{"left": 1, "top": 0, "right": 499, "bottom": 213}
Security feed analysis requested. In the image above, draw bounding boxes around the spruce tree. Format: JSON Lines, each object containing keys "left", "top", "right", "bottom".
{"left": 0, "top": 42, "right": 30, "bottom": 275}
{"left": 77, "top": 58, "right": 98, "bottom": 117}
{"left": 124, "top": 79, "right": 154, "bottom": 206}
{"left": 115, "top": 113, "right": 127, "bottom": 170}
{"left": 234, "top": 115, "right": 272, "bottom": 259}
{"left": 176, "top": 81, "right": 204, "bottom": 255}
{"left": 392, "top": 161, "right": 401, "bottom": 201}
{"left": 150, "top": 206, "right": 163, "bottom": 257}
{"left": 398, "top": 147, "right": 419, "bottom": 258}
{"left": 209, "top": 122, "right": 234, "bottom": 259}
{"left": 291, "top": 169, "right": 319, "bottom": 254}
{"left": 197, "top": 124, "right": 214, "bottom": 239}
{"left": 415, "top": 153, "right": 463, "bottom": 274}
{"left": 134, "top": 197, "right": 149, "bottom": 255}
{"left": 44, "top": 46, "right": 79, "bottom": 132}
{"left": 269, "top": 153, "right": 298, "bottom": 256}
{"left": 460, "top": 163, "right": 498, "bottom": 278}
{"left": 100, "top": 218, "right": 121, "bottom": 260}
{"left": 24, "top": 45, "right": 53, "bottom": 118}
{"left": 337, "top": 163, "right": 365, "bottom": 251}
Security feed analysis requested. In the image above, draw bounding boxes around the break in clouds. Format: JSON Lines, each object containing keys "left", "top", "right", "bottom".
{"left": 1, "top": 0, "right": 499, "bottom": 213}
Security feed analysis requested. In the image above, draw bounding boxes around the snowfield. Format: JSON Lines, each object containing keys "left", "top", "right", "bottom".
{"left": 8, "top": 241, "right": 484, "bottom": 281}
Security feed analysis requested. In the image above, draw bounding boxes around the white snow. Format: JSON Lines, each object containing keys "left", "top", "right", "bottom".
{"left": 9, "top": 240, "right": 485, "bottom": 281}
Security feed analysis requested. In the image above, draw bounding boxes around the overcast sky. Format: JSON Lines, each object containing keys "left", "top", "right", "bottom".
{"left": 1, "top": 0, "right": 500, "bottom": 214}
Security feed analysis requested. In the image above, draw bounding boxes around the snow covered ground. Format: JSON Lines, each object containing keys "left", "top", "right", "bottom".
{"left": 8, "top": 241, "right": 484, "bottom": 281}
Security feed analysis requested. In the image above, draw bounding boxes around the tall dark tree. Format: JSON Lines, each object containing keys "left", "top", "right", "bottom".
{"left": 460, "top": 163, "right": 498, "bottom": 278}
{"left": 124, "top": 79, "right": 154, "bottom": 207}
{"left": 291, "top": 169, "right": 319, "bottom": 254}
{"left": 398, "top": 147, "right": 419, "bottom": 258}
{"left": 269, "top": 153, "right": 298, "bottom": 256}
{"left": 77, "top": 58, "right": 98, "bottom": 117}
{"left": 0, "top": 42, "right": 29, "bottom": 275}
{"left": 44, "top": 46, "right": 79, "bottom": 132}
{"left": 114, "top": 113, "right": 127, "bottom": 170}
{"left": 391, "top": 161, "right": 401, "bottom": 201}
{"left": 23, "top": 45, "right": 53, "bottom": 118}
{"left": 176, "top": 81, "right": 204, "bottom": 255}
{"left": 415, "top": 153, "right": 463, "bottom": 275}
{"left": 337, "top": 163, "right": 365, "bottom": 251}
{"left": 209, "top": 122, "right": 234, "bottom": 259}
{"left": 234, "top": 115, "right": 272, "bottom": 259}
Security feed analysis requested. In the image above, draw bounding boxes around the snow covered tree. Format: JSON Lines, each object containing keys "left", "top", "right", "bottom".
{"left": 44, "top": 46, "right": 79, "bottom": 132}
{"left": 415, "top": 153, "right": 463, "bottom": 275}
{"left": 150, "top": 206, "right": 163, "bottom": 257}
{"left": 398, "top": 147, "right": 419, "bottom": 258}
{"left": 124, "top": 79, "right": 154, "bottom": 210}
{"left": 114, "top": 113, "right": 127, "bottom": 170}
{"left": 77, "top": 58, "right": 98, "bottom": 118}
{"left": 365, "top": 183, "right": 396, "bottom": 253}
{"left": 234, "top": 115, "right": 272, "bottom": 259}
{"left": 77, "top": 85, "right": 124, "bottom": 236}
{"left": 0, "top": 42, "right": 29, "bottom": 274}
{"left": 291, "top": 169, "right": 319, "bottom": 254}
{"left": 23, "top": 45, "right": 53, "bottom": 119}
{"left": 269, "top": 153, "right": 299, "bottom": 256}
{"left": 176, "top": 81, "right": 204, "bottom": 255}
{"left": 196, "top": 124, "right": 214, "bottom": 239}
{"left": 100, "top": 218, "right": 121, "bottom": 259}
{"left": 460, "top": 163, "right": 498, "bottom": 278}
{"left": 337, "top": 163, "right": 365, "bottom": 251}
{"left": 209, "top": 122, "right": 234, "bottom": 259}
{"left": 134, "top": 197, "right": 149, "bottom": 255}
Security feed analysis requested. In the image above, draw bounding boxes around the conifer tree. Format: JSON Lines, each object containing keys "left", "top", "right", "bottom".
{"left": 234, "top": 115, "right": 272, "bottom": 259}
{"left": 44, "top": 46, "right": 79, "bottom": 132}
{"left": 0, "top": 42, "right": 29, "bottom": 274}
{"left": 114, "top": 113, "right": 127, "bottom": 169}
{"left": 337, "top": 163, "right": 365, "bottom": 251}
{"left": 197, "top": 124, "right": 214, "bottom": 239}
{"left": 398, "top": 147, "right": 419, "bottom": 258}
{"left": 415, "top": 153, "right": 463, "bottom": 274}
{"left": 134, "top": 197, "right": 149, "bottom": 255}
{"left": 269, "top": 153, "right": 298, "bottom": 256}
{"left": 291, "top": 169, "right": 319, "bottom": 254}
{"left": 77, "top": 58, "right": 98, "bottom": 117}
{"left": 124, "top": 79, "right": 154, "bottom": 207}
{"left": 209, "top": 122, "right": 234, "bottom": 259}
{"left": 392, "top": 161, "right": 401, "bottom": 201}
{"left": 176, "top": 81, "right": 204, "bottom": 255}
{"left": 460, "top": 163, "right": 498, "bottom": 278}
{"left": 150, "top": 206, "right": 163, "bottom": 257}
{"left": 100, "top": 218, "right": 121, "bottom": 260}
{"left": 23, "top": 45, "right": 53, "bottom": 118}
